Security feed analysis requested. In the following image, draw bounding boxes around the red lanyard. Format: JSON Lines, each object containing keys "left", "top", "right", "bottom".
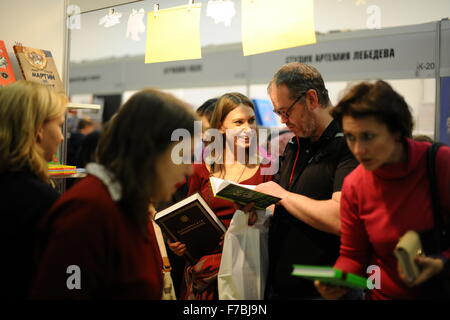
{"left": 288, "top": 137, "right": 300, "bottom": 187}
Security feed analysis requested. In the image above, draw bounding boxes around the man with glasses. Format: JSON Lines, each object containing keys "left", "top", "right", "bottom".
{"left": 255, "top": 62, "right": 358, "bottom": 299}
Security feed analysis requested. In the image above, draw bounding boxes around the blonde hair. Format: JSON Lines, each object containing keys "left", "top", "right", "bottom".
{"left": 0, "top": 80, "right": 67, "bottom": 181}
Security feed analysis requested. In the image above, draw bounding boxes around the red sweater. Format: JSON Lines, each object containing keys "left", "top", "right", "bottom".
{"left": 335, "top": 139, "right": 450, "bottom": 300}
{"left": 31, "top": 175, "right": 163, "bottom": 299}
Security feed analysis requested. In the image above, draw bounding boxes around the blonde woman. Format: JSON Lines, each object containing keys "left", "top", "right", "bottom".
{"left": 0, "top": 80, "right": 67, "bottom": 298}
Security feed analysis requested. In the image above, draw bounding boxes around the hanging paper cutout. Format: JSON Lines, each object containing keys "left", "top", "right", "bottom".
{"left": 99, "top": 8, "right": 122, "bottom": 28}
{"left": 126, "top": 8, "right": 146, "bottom": 41}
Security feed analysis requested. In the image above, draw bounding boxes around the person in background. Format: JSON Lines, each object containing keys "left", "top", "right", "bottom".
{"left": 76, "top": 130, "right": 101, "bottom": 168}
{"left": 31, "top": 88, "right": 197, "bottom": 299}
{"left": 266, "top": 129, "right": 295, "bottom": 161}
{"left": 254, "top": 62, "right": 358, "bottom": 299}
{"left": 196, "top": 98, "right": 218, "bottom": 133}
{"left": 168, "top": 92, "right": 273, "bottom": 300}
{"left": 67, "top": 118, "right": 95, "bottom": 165}
{"left": 316, "top": 80, "right": 450, "bottom": 300}
{"left": 158, "top": 97, "right": 218, "bottom": 209}
{"left": 413, "top": 134, "right": 434, "bottom": 143}
{"left": 0, "top": 80, "right": 67, "bottom": 299}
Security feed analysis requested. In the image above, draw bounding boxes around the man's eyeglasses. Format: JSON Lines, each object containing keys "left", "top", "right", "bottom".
{"left": 273, "top": 91, "right": 307, "bottom": 118}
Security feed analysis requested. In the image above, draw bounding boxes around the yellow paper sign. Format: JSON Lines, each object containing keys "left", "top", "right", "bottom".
{"left": 145, "top": 4, "right": 202, "bottom": 64}
{"left": 241, "top": 0, "right": 316, "bottom": 56}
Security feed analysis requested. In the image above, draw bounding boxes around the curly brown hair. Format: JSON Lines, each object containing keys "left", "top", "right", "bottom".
{"left": 331, "top": 80, "right": 413, "bottom": 139}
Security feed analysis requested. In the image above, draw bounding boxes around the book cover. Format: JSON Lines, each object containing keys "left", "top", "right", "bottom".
{"left": 209, "top": 176, "right": 280, "bottom": 210}
{"left": 154, "top": 193, "right": 226, "bottom": 263}
{"left": 0, "top": 40, "right": 16, "bottom": 87}
{"left": 48, "top": 164, "right": 77, "bottom": 176}
{"left": 291, "top": 265, "right": 368, "bottom": 289}
{"left": 13, "top": 45, "right": 64, "bottom": 93}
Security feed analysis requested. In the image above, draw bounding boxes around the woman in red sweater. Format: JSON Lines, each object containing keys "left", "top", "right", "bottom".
{"left": 316, "top": 80, "right": 450, "bottom": 300}
{"left": 31, "top": 89, "right": 197, "bottom": 299}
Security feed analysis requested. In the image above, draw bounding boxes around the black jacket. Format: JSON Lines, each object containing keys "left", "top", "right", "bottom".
{"left": 0, "top": 168, "right": 60, "bottom": 299}
{"left": 266, "top": 121, "right": 358, "bottom": 299}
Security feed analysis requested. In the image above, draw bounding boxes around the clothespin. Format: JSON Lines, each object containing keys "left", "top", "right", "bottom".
{"left": 188, "top": 0, "right": 194, "bottom": 11}
{"left": 153, "top": 3, "right": 159, "bottom": 17}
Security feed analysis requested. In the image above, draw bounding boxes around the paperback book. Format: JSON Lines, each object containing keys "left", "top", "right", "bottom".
{"left": 209, "top": 176, "right": 280, "bottom": 210}
{"left": 291, "top": 265, "right": 368, "bottom": 289}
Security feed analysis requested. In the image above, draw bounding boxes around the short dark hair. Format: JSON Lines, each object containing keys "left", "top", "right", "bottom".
{"left": 196, "top": 98, "right": 218, "bottom": 123}
{"left": 331, "top": 80, "right": 413, "bottom": 138}
{"left": 269, "top": 62, "right": 330, "bottom": 106}
{"left": 97, "top": 88, "right": 197, "bottom": 235}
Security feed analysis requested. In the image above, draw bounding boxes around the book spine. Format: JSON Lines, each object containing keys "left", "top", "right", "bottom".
{"left": 12, "top": 46, "right": 26, "bottom": 79}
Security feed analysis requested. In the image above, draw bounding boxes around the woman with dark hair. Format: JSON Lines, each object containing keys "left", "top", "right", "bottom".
{"left": 0, "top": 80, "right": 67, "bottom": 299}
{"left": 31, "top": 88, "right": 197, "bottom": 299}
{"left": 316, "top": 80, "right": 450, "bottom": 300}
{"left": 168, "top": 92, "right": 273, "bottom": 300}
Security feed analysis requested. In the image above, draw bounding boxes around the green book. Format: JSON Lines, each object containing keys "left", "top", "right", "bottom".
{"left": 292, "top": 265, "right": 368, "bottom": 289}
{"left": 209, "top": 177, "right": 281, "bottom": 210}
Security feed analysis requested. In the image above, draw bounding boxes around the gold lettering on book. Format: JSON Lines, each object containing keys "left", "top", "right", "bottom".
{"left": 177, "top": 220, "right": 206, "bottom": 236}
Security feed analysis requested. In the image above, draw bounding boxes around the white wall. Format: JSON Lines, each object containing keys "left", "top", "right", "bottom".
{"left": 68, "top": 0, "right": 450, "bottom": 62}
{"left": 0, "top": 0, "right": 67, "bottom": 82}
{"left": 251, "top": 78, "right": 436, "bottom": 138}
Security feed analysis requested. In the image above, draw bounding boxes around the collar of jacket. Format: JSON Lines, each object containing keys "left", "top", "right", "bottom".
{"left": 86, "top": 163, "right": 122, "bottom": 201}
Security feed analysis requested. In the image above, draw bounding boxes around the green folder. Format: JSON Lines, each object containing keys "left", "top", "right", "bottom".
{"left": 292, "top": 265, "right": 368, "bottom": 289}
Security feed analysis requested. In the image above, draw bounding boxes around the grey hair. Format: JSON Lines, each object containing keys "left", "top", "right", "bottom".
{"left": 268, "top": 62, "right": 330, "bottom": 107}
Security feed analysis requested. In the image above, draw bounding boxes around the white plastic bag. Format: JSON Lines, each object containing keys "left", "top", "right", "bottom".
{"left": 218, "top": 209, "right": 270, "bottom": 300}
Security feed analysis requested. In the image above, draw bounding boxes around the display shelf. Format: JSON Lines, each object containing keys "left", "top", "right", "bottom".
{"left": 67, "top": 102, "right": 101, "bottom": 110}
{"left": 49, "top": 168, "right": 87, "bottom": 179}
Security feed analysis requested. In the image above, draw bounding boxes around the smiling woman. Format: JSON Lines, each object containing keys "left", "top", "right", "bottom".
{"left": 166, "top": 92, "right": 273, "bottom": 300}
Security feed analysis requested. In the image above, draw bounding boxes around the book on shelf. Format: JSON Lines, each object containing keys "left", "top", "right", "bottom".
{"left": 291, "top": 265, "right": 368, "bottom": 289}
{"left": 0, "top": 40, "right": 16, "bottom": 87}
{"left": 154, "top": 193, "right": 226, "bottom": 263}
{"left": 209, "top": 176, "right": 280, "bottom": 210}
{"left": 48, "top": 163, "right": 77, "bottom": 176}
{"left": 13, "top": 45, "right": 64, "bottom": 93}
